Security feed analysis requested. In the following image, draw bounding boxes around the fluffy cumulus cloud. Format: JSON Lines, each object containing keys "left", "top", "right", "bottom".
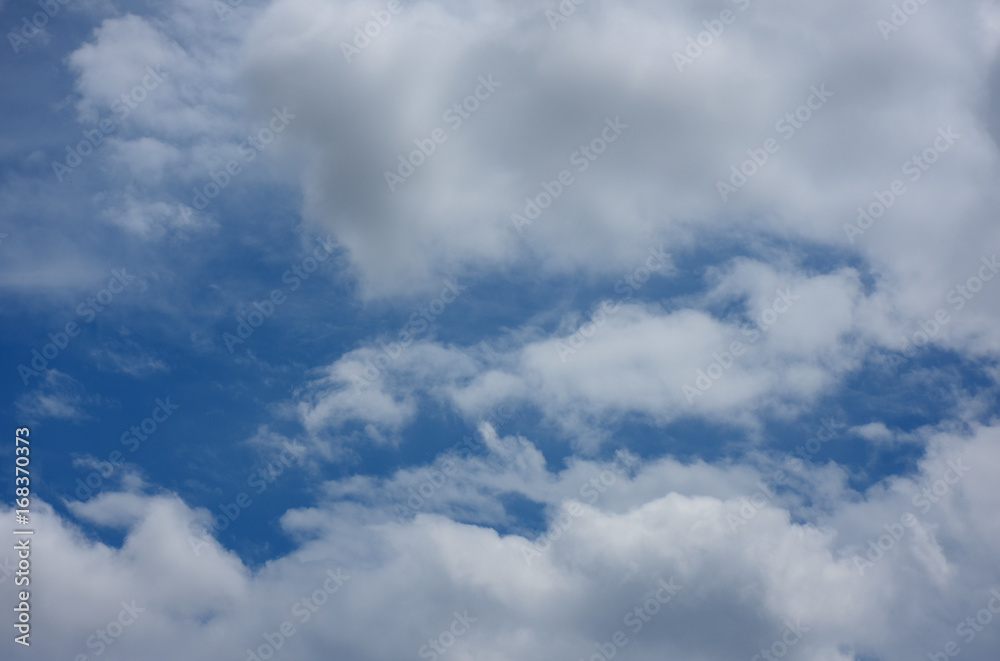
{"left": 237, "top": 0, "right": 1000, "bottom": 313}
{"left": 296, "top": 342, "right": 479, "bottom": 441}
{"left": 292, "top": 258, "right": 895, "bottom": 445}
{"left": 23, "top": 0, "right": 1000, "bottom": 345}
{"left": 4, "top": 0, "right": 1000, "bottom": 659}
{"left": 4, "top": 422, "right": 1000, "bottom": 660}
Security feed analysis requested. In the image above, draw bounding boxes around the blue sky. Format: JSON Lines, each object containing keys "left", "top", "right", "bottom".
{"left": 2, "top": 1, "right": 1000, "bottom": 660}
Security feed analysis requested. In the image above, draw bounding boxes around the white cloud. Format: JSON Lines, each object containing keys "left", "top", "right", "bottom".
{"left": 97, "top": 192, "right": 217, "bottom": 240}
{"left": 9, "top": 4, "right": 998, "bottom": 660}
{"left": 46, "top": 0, "right": 1000, "bottom": 368}
{"left": 15, "top": 370, "right": 94, "bottom": 422}
{"left": 105, "top": 137, "right": 183, "bottom": 185}
{"left": 89, "top": 338, "right": 171, "bottom": 376}
{"left": 295, "top": 260, "right": 899, "bottom": 446}
{"left": 852, "top": 422, "right": 894, "bottom": 444}
{"left": 225, "top": 0, "right": 1000, "bottom": 332}
{"left": 4, "top": 421, "right": 1000, "bottom": 661}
